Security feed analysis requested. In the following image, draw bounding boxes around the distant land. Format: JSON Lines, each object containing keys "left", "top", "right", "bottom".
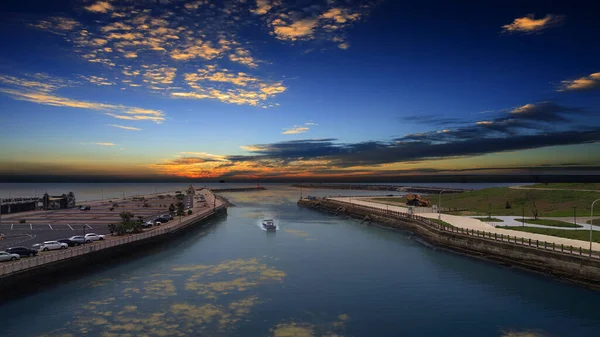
{"left": 1, "top": 174, "right": 599, "bottom": 183}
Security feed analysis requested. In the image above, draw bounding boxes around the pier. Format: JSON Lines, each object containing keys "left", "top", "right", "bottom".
{"left": 291, "top": 183, "right": 469, "bottom": 194}
{"left": 0, "top": 188, "right": 228, "bottom": 294}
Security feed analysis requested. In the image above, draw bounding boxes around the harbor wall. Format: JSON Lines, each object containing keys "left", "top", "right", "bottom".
{"left": 0, "top": 205, "right": 227, "bottom": 299}
{"left": 298, "top": 199, "right": 600, "bottom": 289}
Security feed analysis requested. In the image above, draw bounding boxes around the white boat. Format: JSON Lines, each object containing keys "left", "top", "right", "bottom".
{"left": 262, "top": 219, "right": 276, "bottom": 231}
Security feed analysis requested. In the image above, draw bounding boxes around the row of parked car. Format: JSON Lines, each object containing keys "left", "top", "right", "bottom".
{"left": 0, "top": 233, "right": 106, "bottom": 262}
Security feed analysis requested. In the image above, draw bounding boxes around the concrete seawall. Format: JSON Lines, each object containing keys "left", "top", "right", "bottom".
{"left": 298, "top": 198, "right": 600, "bottom": 290}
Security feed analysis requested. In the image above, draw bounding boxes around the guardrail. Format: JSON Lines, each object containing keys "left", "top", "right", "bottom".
{"left": 322, "top": 199, "right": 600, "bottom": 260}
{"left": 0, "top": 203, "right": 226, "bottom": 277}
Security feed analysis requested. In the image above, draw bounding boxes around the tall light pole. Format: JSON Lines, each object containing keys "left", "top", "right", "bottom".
{"left": 591, "top": 199, "right": 600, "bottom": 252}
{"left": 573, "top": 206, "right": 577, "bottom": 227}
{"left": 438, "top": 190, "right": 446, "bottom": 220}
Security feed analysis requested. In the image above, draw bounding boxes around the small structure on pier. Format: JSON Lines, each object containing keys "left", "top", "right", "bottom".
{"left": 186, "top": 184, "right": 196, "bottom": 195}
{"left": 42, "top": 192, "right": 76, "bottom": 210}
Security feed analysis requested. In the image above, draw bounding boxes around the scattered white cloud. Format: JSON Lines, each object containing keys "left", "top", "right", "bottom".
{"left": 93, "top": 142, "right": 116, "bottom": 146}
{"left": 108, "top": 124, "right": 141, "bottom": 131}
{"left": 85, "top": 1, "right": 114, "bottom": 14}
{"left": 558, "top": 72, "right": 600, "bottom": 91}
{"left": 282, "top": 125, "right": 309, "bottom": 134}
{"left": 501, "top": 14, "right": 563, "bottom": 34}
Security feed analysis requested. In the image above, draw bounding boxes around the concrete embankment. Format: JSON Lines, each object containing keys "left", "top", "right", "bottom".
{"left": 0, "top": 191, "right": 228, "bottom": 299}
{"left": 298, "top": 198, "right": 600, "bottom": 290}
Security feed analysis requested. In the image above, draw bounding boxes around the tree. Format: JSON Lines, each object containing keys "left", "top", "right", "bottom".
{"left": 176, "top": 201, "right": 185, "bottom": 216}
{"left": 120, "top": 211, "right": 135, "bottom": 223}
{"left": 505, "top": 201, "right": 512, "bottom": 209}
{"left": 526, "top": 192, "right": 540, "bottom": 220}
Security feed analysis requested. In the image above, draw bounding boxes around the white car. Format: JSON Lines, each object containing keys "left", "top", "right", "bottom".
{"left": 37, "top": 241, "right": 68, "bottom": 251}
{"left": 84, "top": 233, "right": 105, "bottom": 242}
{"left": 0, "top": 251, "right": 20, "bottom": 262}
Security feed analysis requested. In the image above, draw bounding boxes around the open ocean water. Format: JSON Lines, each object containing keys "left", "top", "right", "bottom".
{"left": 1, "top": 183, "right": 600, "bottom": 337}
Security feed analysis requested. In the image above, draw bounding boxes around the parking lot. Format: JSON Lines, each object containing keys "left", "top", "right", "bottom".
{"left": 0, "top": 192, "right": 199, "bottom": 250}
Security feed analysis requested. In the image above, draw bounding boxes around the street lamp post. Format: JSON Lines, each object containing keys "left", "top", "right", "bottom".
{"left": 438, "top": 190, "right": 446, "bottom": 220}
{"left": 591, "top": 199, "right": 600, "bottom": 253}
{"left": 522, "top": 207, "right": 525, "bottom": 226}
{"left": 573, "top": 206, "right": 577, "bottom": 227}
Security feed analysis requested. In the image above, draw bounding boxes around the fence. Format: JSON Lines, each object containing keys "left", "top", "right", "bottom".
{"left": 0, "top": 203, "right": 226, "bottom": 277}
{"left": 324, "top": 199, "right": 600, "bottom": 260}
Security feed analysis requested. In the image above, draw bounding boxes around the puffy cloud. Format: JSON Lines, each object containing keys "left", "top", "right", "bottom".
{"left": 31, "top": 17, "right": 80, "bottom": 34}
{"left": 228, "top": 48, "right": 259, "bottom": 68}
{"left": 501, "top": 14, "right": 563, "bottom": 34}
{"left": 93, "top": 142, "right": 116, "bottom": 146}
{"left": 558, "top": 72, "right": 600, "bottom": 91}
{"left": 272, "top": 19, "right": 319, "bottom": 41}
{"left": 85, "top": 1, "right": 114, "bottom": 13}
{"left": 108, "top": 124, "right": 141, "bottom": 131}
{"left": 252, "top": 0, "right": 276, "bottom": 15}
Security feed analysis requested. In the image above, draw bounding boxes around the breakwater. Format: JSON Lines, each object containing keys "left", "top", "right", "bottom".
{"left": 210, "top": 187, "right": 266, "bottom": 192}
{"left": 298, "top": 198, "right": 600, "bottom": 289}
{"left": 292, "top": 184, "right": 469, "bottom": 194}
{"left": 0, "top": 194, "right": 227, "bottom": 298}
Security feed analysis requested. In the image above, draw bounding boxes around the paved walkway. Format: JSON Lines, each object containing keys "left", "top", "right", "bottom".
{"left": 329, "top": 197, "right": 600, "bottom": 251}
{"left": 468, "top": 216, "right": 600, "bottom": 231}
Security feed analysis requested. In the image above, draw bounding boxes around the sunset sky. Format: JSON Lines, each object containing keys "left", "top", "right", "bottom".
{"left": 0, "top": 0, "right": 599, "bottom": 181}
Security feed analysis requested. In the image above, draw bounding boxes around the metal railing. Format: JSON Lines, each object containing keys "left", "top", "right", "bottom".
{"left": 324, "top": 199, "right": 600, "bottom": 260}
{"left": 0, "top": 202, "right": 226, "bottom": 277}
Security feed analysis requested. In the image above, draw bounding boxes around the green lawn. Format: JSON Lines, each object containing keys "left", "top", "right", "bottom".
{"left": 527, "top": 183, "right": 600, "bottom": 190}
{"left": 474, "top": 217, "right": 504, "bottom": 222}
{"left": 514, "top": 218, "right": 582, "bottom": 228}
{"left": 495, "top": 226, "right": 600, "bottom": 244}
{"left": 425, "top": 185, "right": 600, "bottom": 217}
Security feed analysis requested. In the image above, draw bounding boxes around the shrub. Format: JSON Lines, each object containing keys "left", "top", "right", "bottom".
{"left": 110, "top": 207, "right": 114, "bottom": 211}
{"left": 187, "top": 210, "right": 192, "bottom": 215}
{"left": 19, "top": 219, "right": 26, "bottom": 223}
{"left": 505, "top": 201, "right": 512, "bottom": 209}
{"left": 112, "top": 203, "right": 119, "bottom": 208}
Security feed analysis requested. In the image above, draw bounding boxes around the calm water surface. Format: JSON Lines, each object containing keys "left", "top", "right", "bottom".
{"left": 1, "top": 184, "right": 599, "bottom": 337}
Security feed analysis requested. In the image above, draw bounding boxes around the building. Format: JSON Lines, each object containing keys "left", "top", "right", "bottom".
{"left": 42, "top": 192, "right": 76, "bottom": 210}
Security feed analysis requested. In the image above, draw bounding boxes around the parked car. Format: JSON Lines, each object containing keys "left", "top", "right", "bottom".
{"left": 79, "top": 205, "right": 91, "bottom": 210}
{"left": 161, "top": 214, "right": 174, "bottom": 220}
{"left": 6, "top": 246, "right": 38, "bottom": 257}
{"left": 142, "top": 220, "right": 155, "bottom": 228}
{"left": 68, "top": 236, "right": 86, "bottom": 245}
{"left": 155, "top": 216, "right": 169, "bottom": 223}
{"left": 57, "top": 238, "right": 79, "bottom": 247}
{"left": 36, "top": 241, "right": 68, "bottom": 251}
{"left": 84, "top": 233, "right": 105, "bottom": 242}
{"left": 0, "top": 251, "right": 20, "bottom": 262}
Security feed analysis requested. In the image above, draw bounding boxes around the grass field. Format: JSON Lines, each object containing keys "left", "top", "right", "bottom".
{"left": 474, "top": 217, "right": 504, "bottom": 222}
{"left": 429, "top": 185, "right": 600, "bottom": 217}
{"left": 495, "top": 226, "right": 600, "bottom": 244}
{"left": 514, "top": 218, "right": 582, "bottom": 228}
{"left": 427, "top": 218, "right": 455, "bottom": 228}
{"left": 370, "top": 184, "right": 600, "bottom": 217}
{"left": 527, "top": 183, "right": 600, "bottom": 190}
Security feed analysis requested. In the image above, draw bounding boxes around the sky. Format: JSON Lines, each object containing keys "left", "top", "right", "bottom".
{"left": 0, "top": 0, "right": 599, "bottom": 181}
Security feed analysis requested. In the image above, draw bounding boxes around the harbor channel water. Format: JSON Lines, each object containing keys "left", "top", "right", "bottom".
{"left": 1, "top": 183, "right": 600, "bottom": 336}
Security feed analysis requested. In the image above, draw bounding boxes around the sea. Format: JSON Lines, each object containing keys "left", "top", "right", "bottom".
{"left": 1, "top": 182, "right": 600, "bottom": 337}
